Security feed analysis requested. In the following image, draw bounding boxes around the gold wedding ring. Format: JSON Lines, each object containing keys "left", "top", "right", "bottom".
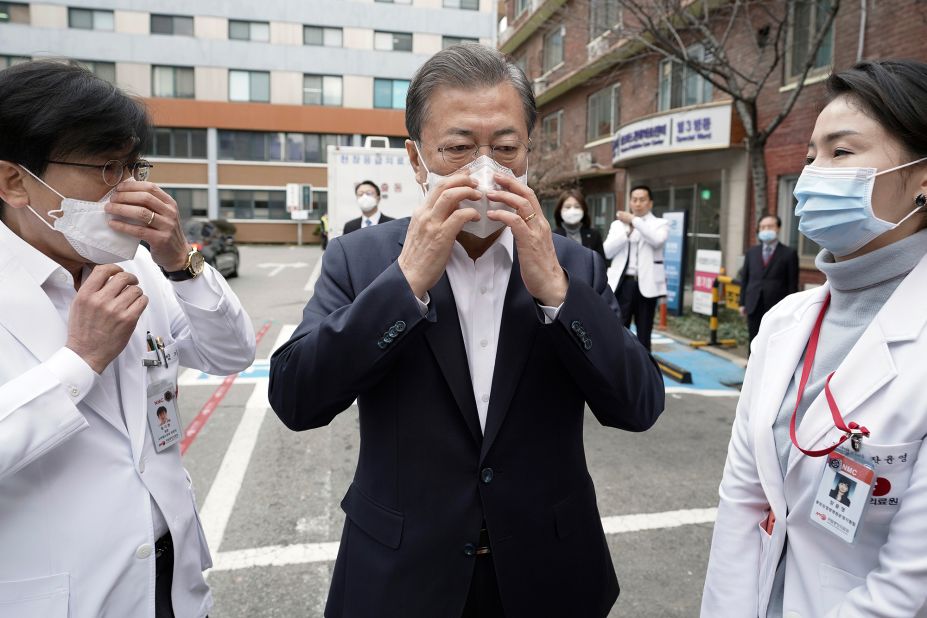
{"left": 146, "top": 211, "right": 156, "bottom": 226}
{"left": 523, "top": 212, "right": 537, "bottom": 223}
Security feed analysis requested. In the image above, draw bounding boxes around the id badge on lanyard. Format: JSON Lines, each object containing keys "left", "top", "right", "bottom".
{"left": 790, "top": 294, "right": 875, "bottom": 543}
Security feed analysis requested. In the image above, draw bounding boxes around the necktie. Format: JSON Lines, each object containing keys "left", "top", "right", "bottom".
{"left": 762, "top": 244, "right": 772, "bottom": 266}
{"left": 364, "top": 219, "right": 372, "bottom": 227}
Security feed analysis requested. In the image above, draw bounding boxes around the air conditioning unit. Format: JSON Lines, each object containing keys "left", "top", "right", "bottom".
{"left": 575, "top": 152, "right": 594, "bottom": 172}
{"left": 587, "top": 36, "right": 609, "bottom": 61}
{"left": 532, "top": 76, "right": 547, "bottom": 96}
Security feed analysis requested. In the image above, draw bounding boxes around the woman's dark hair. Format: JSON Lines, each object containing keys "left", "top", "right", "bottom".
{"left": 355, "top": 180, "right": 381, "bottom": 197}
{"left": 554, "top": 188, "right": 590, "bottom": 228}
{"left": 0, "top": 60, "right": 151, "bottom": 179}
{"left": 826, "top": 60, "right": 927, "bottom": 160}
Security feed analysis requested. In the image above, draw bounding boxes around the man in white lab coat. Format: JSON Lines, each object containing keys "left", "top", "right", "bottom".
{"left": 0, "top": 61, "right": 255, "bottom": 617}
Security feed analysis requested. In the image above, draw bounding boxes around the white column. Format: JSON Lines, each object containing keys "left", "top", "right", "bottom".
{"left": 207, "top": 128, "right": 219, "bottom": 219}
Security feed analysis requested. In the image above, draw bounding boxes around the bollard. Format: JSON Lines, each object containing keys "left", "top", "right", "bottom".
{"left": 691, "top": 274, "right": 738, "bottom": 348}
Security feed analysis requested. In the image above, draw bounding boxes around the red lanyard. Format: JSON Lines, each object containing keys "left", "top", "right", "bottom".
{"left": 789, "top": 294, "right": 870, "bottom": 457}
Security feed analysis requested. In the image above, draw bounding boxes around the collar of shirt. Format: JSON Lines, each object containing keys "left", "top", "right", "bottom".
{"left": 0, "top": 218, "right": 74, "bottom": 289}
{"left": 363, "top": 211, "right": 382, "bottom": 226}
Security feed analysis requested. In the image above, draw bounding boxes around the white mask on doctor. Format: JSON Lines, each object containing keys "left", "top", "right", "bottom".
{"left": 20, "top": 165, "right": 140, "bottom": 264}
{"left": 414, "top": 143, "right": 528, "bottom": 239}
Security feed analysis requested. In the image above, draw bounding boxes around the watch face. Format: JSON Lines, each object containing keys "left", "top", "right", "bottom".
{"left": 189, "top": 250, "right": 206, "bottom": 275}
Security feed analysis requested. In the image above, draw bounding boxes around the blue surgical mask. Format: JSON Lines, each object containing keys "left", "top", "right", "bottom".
{"left": 758, "top": 229, "right": 777, "bottom": 244}
{"left": 794, "top": 156, "right": 927, "bottom": 257}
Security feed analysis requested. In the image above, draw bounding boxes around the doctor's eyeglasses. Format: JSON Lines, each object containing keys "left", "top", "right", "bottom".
{"left": 45, "top": 159, "right": 154, "bottom": 186}
{"left": 436, "top": 139, "right": 532, "bottom": 168}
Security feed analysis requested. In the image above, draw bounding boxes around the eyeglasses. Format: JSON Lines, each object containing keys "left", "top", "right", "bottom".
{"left": 45, "top": 159, "right": 154, "bottom": 186}
{"left": 435, "top": 139, "right": 532, "bottom": 168}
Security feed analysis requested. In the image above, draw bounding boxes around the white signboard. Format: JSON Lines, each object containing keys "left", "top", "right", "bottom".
{"left": 613, "top": 102, "right": 732, "bottom": 164}
{"left": 286, "top": 183, "right": 301, "bottom": 211}
{"left": 693, "top": 249, "right": 723, "bottom": 316}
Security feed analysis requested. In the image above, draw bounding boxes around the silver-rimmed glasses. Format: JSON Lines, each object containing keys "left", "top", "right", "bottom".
{"left": 435, "top": 139, "right": 531, "bottom": 168}
{"left": 45, "top": 159, "right": 154, "bottom": 186}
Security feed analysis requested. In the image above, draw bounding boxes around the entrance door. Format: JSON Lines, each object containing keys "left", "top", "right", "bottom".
{"left": 650, "top": 181, "right": 722, "bottom": 282}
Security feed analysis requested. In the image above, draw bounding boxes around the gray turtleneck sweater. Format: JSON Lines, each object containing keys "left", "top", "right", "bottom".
{"left": 766, "top": 229, "right": 927, "bottom": 617}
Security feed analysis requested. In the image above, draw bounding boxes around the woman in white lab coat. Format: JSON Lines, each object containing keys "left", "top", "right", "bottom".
{"left": 702, "top": 60, "right": 927, "bottom": 617}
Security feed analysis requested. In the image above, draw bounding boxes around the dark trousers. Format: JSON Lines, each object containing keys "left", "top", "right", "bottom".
{"left": 616, "top": 277, "right": 657, "bottom": 351}
{"left": 155, "top": 534, "right": 175, "bottom": 618}
{"left": 461, "top": 554, "right": 505, "bottom": 618}
{"left": 747, "top": 312, "right": 763, "bottom": 347}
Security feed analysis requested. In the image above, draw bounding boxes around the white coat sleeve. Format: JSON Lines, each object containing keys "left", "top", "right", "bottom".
{"left": 825, "top": 437, "right": 927, "bottom": 617}
{"left": 701, "top": 348, "right": 769, "bottom": 616}
{"left": 158, "top": 264, "right": 256, "bottom": 375}
{"left": 0, "top": 347, "right": 95, "bottom": 481}
{"left": 633, "top": 216, "right": 669, "bottom": 250}
{"left": 602, "top": 220, "right": 629, "bottom": 260}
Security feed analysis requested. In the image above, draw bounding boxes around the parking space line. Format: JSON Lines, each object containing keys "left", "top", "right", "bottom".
{"left": 208, "top": 507, "right": 718, "bottom": 572}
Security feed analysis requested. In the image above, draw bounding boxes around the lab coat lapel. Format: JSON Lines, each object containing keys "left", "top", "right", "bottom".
{"left": 118, "top": 322, "right": 150, "bottom": 463}
{"left": 423, "top": 273, "right": 483, "bottom": 446}
{"left": 0, "top": 255, "right": 129, "bottom": 437}
{"left": 753, "top": 286, "right": 829, "bottom": 509}
{"left": 480, "top": 250, "right": 538, "bottom": 464}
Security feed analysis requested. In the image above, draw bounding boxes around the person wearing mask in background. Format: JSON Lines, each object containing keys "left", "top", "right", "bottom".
{"left": 342, "top": 179, "right": 393, "bottom": 234}
{"left": 702, "top": 60, "right": 927, "bottom": 618}
{"left": 739, "top": 214, "right": 799, "bottom": 347}
{"left": 269, "top": 44, "right": 664, "bottom": 618}
{"left": 603, "top": 185, "right": 669, "bottom": 350}
{"left": 552, "top": 189, "right": 605, "bottom": 260}
{"left": 0, "top": 61, "right": 256, "bottom": 618}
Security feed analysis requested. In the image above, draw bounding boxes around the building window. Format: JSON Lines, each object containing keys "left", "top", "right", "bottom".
{"left": 303, "top": 75, "right": 343, "bottom": 106}
{"left": 0, "top": 2, "right": 29, "bottom": 24}
{"left": 217, "top": 130, "right": 351, "bottom": 163}
{"left": 586, "top": 192, "right": 615, "bottom": 234}
{"left": 374, "top": 78, "right": 410, "bottom": 110}
{"left": 589, "top": 0, "right": 620, "bottom": 40}
{"left": 152, "top": 66, "right": 195, "bottom": 98}
{"left": 229, "top": 70, "right": 270, "bottom": 103}
{"left": 542, "top": 25, "right": 564, "bottom": 74}
{"left": 68, "top": 7, "right": 113, "bottom": 31}
{"left": 72, "top": 60, "right": 116, "bottom": 83}
{"left": 442, "top": 36, "right": 479, "bottom": 49}
{"left": 514, "top": 55, "right": 528, "bottom": 78}
{"left": 778, "top": 175, "right": 819, "bottom": 259}
{"left": 443, "top": 0, "right": 479, "bottom": 9}
{"left": 542, "top": 110, "right": 562, "bottom": 151}
{"left": 219, "top": 189, "right": 287, "bottom": 220}
{"left": 658, "top": 45, "right": 713, "bottom": 111}
{"left": 150, "top": 14, "right": 194, "bottom": 36}
{"left": 1, "top": 55, "right": 30, "bottom": 68}
{"left": 587, "top": 84, "right": 619, "bottom": 142}
{"left": 375, "top": 0, "right": 413, "bottom": 4}
{"left": 374, "top": 31, "right": 413, "bottom": 52}
{"left": 787, "top": 0, "right": 834, "bottom": 80}
{"left": 164, "top": 188, "right": 208, "bottom": 220}
{"left": 516, "top": 0, "right": 530, "bottom": 17}
{"left": 151, "top": 128, "right": 207, "bottom": 159}
{"left": 304, "top": 25, "right": 342, "bottom": 47}
{"left": 228, "top": 20, "right": 270, "bottom": 42}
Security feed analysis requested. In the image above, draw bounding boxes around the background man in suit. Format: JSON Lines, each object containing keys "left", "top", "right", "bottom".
{"left": 342, "top": 179, "right": 394, "bottom": 234}
{"left": 603, "top": 186, "right": 669, "bottom": 350}
{"left": 739, "top": 214, "right": 799, "bottom": 345}
{"left": 269, "top": 44, "right": 665, "bottom": 618}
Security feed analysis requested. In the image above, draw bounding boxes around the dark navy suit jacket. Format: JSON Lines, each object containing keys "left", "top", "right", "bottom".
{"left": 269, "top": 218, "right": 665, "bottom": 618}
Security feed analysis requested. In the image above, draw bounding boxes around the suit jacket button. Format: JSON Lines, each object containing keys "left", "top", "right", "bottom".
{"left": 583, "top": 338, "right": 593, "bottom": 350}
{"left": 395, "top": 321, "right": 406, "bottom": 332}
{"left": 463, "top": 543, "right": 476, "bottom": 556}
{"left": 388, "top": 327, "right": 398, "bottom": 338}
{"left": 481, "top": 468, "right": 494, "bottom": 484}
{"left": 570, "top": 320, "right": 582, "bottom": 332}
{"left": 377, "top": 340, "right": 388, "bottom": 349}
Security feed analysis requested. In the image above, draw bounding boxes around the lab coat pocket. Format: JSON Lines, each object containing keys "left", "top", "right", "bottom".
{"left": 0, "top": 573, "right": 69, "bottom": 617}
{"left": 819, "top": 563, "right": 865, "bottom": 611}
{"left": 652, "top": 262, "right": 666, "bottom": 286}
{"left": 862, "top": 440, "right": 921, "bottom": 525}
{"left": 184, "top": 468, "right": 213, "bottom": 570}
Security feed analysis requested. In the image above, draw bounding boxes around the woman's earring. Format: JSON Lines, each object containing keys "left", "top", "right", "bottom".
{"left": 916, "top": 194, "right": 927, "bottom": 208}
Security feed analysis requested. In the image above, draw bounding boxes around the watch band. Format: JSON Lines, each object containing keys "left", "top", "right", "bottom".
{"left": 161, "top": 248, "right": 200, "bottom": 281}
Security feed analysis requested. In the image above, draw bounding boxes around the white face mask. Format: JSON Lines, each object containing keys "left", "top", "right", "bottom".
{"left": 21, "top": 166, "right": 140, "bottom": 264}
{"left": 414, "top": 143, "right": 528, "bottom": 238}
{"left": 561, "top": 207, "right": 584, "bottom": 226}
{"left": 357, "top": 193, "right": 378, "bottom": 214}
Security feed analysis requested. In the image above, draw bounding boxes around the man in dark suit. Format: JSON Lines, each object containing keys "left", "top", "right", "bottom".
{"left": 342, "top": 179, "right": 394, "bottom": 234}
{"left": 269, "top": 44, "right": 665, "bottom": 618}
{"left": 739, "top": 214, "right": 799, "bottom": 345}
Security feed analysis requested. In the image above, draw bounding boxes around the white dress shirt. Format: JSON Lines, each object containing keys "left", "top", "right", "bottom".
{"left": 363, "top": 210, "right": 382, "bottom": 227}
{"left": 416, "top": 228, "right": 560, "bottom": 433}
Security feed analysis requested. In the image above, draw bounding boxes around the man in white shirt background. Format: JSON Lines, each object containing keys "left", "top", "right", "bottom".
{"left": 0, "top": 61, "right": 255, "bottom": 618}
{"left": 342, "top": 179, "right": 394, "bottom": 234}
{"left": 604, "top": 185, "right": 670, "bottom": 350}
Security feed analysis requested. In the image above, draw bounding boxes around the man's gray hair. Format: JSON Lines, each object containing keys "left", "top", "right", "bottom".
{"left": 405, "top": 44, "right": 537, "bottom": 143}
